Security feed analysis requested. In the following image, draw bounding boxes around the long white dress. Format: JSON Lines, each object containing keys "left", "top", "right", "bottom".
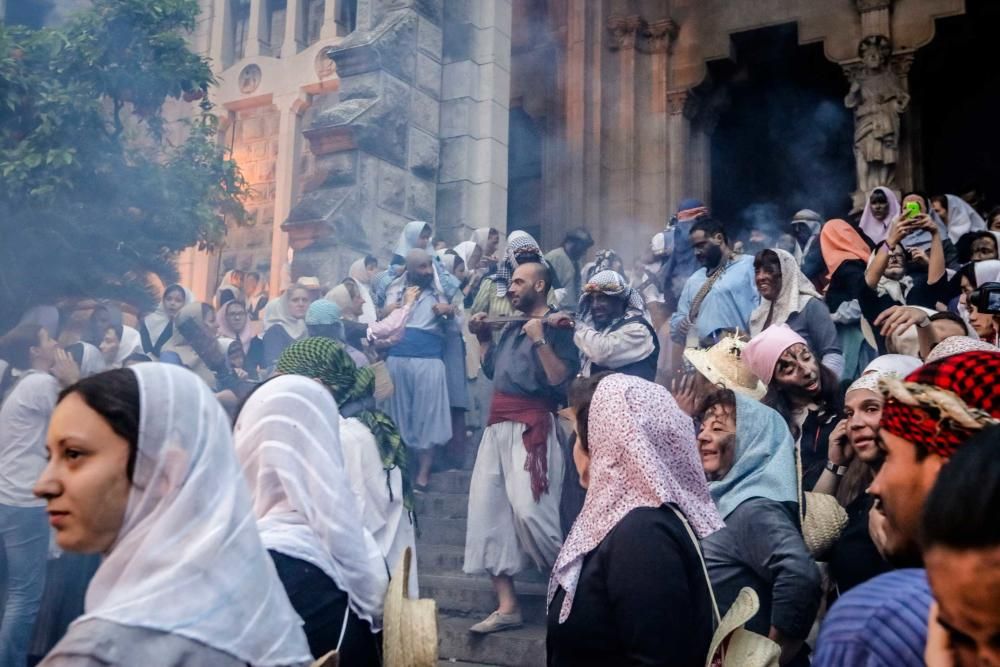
{"left": 339, "top": 416, "right": 419, "bottom": 595}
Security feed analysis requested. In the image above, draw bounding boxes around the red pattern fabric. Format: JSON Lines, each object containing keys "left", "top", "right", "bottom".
{"left": 488, "top": 392, "right": 556, "bottom": 502}
{"left": 881, "top": 350, "right": 1000, "bottom": 457}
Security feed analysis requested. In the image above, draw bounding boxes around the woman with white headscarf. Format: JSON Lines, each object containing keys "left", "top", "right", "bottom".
{"left": 138, "top": 284, "right": 191, "bottom": 358}
{"left": 932, "top": 194, "right": 987, "bottom": 244}
{"left": 858, "top": 186, "right": 901, "bottom": 246}
{"left": 33, "top": 364, "right": 312, "bottom": 666}
{"left": 751, "top": 248, "right": 843, "bottom": 377}
{"left": 159, "top": 302, "right": 225, "bottom": 388}
{"left": 261, "top": 284, "right": 311, "bottom": 370}
{"left": 348, "top": 257, "right": 378, "bottom": 324}
{"left": 234, "top": 374, "right": 389, "bottom": 664}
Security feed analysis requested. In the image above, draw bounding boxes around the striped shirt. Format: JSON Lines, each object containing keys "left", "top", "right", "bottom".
{"left": 813, "top": 569, "right": 931, "bottom": 667}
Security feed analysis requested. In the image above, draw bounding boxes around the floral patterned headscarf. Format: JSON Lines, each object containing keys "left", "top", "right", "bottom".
{"left": 548, "top": 374, "right": 723, "bottom": 623}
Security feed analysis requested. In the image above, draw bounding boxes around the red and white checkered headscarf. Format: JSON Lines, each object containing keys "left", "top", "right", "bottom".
{"left": 880, "top": 350, "right": 1000, "bottom": 458}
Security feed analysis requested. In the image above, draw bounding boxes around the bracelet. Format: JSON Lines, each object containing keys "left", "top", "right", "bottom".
{"left": 825, "top": 460, "right": 848, "bottom": 477}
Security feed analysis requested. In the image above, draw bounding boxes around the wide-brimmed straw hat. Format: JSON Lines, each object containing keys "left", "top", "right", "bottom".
{"left": 684, "top": 335, "right": 767, "bottom": 400}
{"left": 383, "top": 547, "right": 438, "bottom": 667}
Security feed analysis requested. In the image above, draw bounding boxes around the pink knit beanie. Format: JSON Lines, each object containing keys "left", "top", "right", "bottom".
{"left": 743, "top": 324, "right": 809, "bottom": 385}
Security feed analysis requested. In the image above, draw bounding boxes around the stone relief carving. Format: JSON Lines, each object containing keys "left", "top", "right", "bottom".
{"left": 315, "top": 46, "right": 337, "bottom": 79}
{"left": 641, "top": 19, "right": 678, "bottom": 54}
{"left": 238, "top": 64, "right": 262, "bottom": 94}
{"left": 607, "top": 15, "right": 644, "bottom": 51}
{"left": 844, "top": 35, "right": 910, "bottom": 201}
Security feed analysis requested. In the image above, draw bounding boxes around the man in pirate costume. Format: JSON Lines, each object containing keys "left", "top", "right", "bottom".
{"left": 550, "top": 270, "right": 658, "bottom": 381}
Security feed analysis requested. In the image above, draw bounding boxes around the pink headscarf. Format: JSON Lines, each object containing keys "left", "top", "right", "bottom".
{"left": 217, "top": 301, "right": 255, "bottom": 355}
{"left": 859, "top": 186, "right": 901, "bottom": 246}
{"left": 743, "top": 323, "right": 809, "bottom": 385}
{"left": 548, "top": 374, "right": 723, "bottom": 624}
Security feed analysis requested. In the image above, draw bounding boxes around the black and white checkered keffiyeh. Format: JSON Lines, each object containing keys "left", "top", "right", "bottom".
{"left": 578, "top": 269, "right": 647, "bottom": 321}
{"left": 493, "top": 230, "right": 544, "bottom": 297}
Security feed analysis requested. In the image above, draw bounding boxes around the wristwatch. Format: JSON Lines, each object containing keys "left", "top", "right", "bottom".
{"left": 825, "top": 460, "right": 848, "bottom": 477}
{"left": 532, "top": 337, "right": 548, "bottom": 349}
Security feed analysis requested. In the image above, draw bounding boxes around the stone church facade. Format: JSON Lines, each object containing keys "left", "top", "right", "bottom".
{"left": 18, "top": 0, "right": 989, "bottom": 299}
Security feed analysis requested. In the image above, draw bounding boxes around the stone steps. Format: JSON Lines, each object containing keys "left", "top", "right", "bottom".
{"left": 422, "top": 573, "right": 548, "bottom": 624}
{"left": 415, "top": 490, "right": 469, "bottom": 520}
{"left": 437, "top": 614, "right": 547, "bottom": 667}
{"left": 418, "top": 468, "right": 548, "bottom": 667}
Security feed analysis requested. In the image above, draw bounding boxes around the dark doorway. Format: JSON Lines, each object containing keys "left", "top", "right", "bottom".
{"left": 709, "top": 23, "right": 855, "bottom": 238}
{"left": 507, "top": 106, "right": 544, "bottom": 242}
{"left": 913, "top": 0, "right": 1000, "bottom": 211}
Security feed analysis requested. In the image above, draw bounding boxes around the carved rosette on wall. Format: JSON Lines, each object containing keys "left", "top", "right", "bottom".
{"left": 238, "top": 64, "right": 262, "bottom": 94}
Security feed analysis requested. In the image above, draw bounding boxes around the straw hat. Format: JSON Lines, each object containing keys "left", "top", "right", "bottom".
{"left": 383, "top": 547, "right": 438, "bottom": 667}
{"left": 684, "top": 336, "right": 767, "bottom": 400}
{"left": 706, "top": 587, "right": 781, "bottom": 667}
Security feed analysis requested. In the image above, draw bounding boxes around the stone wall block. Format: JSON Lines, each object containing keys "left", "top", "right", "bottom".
{"left": 417, "top": 17, "right": 444, "bottom": 58}
{"left": 441, "top": 60, "right": 476, "bottom": 100}
{"left": 440, "top": 98, "right": 471, "bottom": 138}
{"left": 410, "top": 88, "right": 441, "bottom": 135}
{"left": 377, "top": 161, "right": 408, "bottom": 214}
{"left": 329, "top": 10, "right": 417, "bottom": 85}
{"left": 439, "top": 135, "right": 471, "bottom": 183}
{"left": 406, "top": 175, "right": 437, "bottom": 220}
{"left": 314, "top": 151, "right": 358, "bottom": 188}
{"left": 476, "top": 62, "right": 509, "bottom": 104}
{"left": 408, "top": 127, "right": 440, "bottom": 179}
{"left": 415, "top": 51, "right": 443, "bottom": 99}
{"left": 442, "top": 20, "right": 474, "bottom": 63}
{"left": 436, "top": 180, "right": 469, "bottom": 231}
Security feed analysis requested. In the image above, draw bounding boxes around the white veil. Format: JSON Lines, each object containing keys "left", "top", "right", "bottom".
{"left": 234, "top": 374, "right": 390, "bottom": 629}
{"left": 77, "top": 363, "right": 312, "bottom": 667}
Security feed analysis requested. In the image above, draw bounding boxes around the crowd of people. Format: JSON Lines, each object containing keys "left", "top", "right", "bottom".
{"left": 0, "top": 185, "right": 999, "bottom": 667}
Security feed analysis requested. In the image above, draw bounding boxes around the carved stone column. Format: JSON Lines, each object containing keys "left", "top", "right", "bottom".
{"left": 605, "top": 15, "right": 643, "bottom": 242}
{"left": 643, "top": 19, "right": 678, "bottom": 239}
{"left": 666, "top": 89, "right": 697, "bottom": 212}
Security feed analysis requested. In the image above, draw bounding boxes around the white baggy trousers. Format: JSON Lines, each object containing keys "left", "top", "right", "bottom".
{"left": 463, "top": 418, "right": 564, "bottom": 577}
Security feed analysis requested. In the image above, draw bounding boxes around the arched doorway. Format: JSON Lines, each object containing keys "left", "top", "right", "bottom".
{"left": 708, "top": 23, "right": 855, "bottom": 237}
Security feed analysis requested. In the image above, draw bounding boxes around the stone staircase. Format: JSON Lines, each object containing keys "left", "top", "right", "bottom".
{"left": 415, "top": 469, "right": 548, "bottom": 667}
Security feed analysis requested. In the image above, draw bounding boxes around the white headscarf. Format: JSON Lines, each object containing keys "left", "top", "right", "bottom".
{"left": 394, "top": 221, "right": 431, "bottom": 257}
{"left": 234, "top": 375, "right": 390, "bottom": 628}
{"left": 859, "top": 186, "right": 901, "bottom": 246}
{"left": 749, "top": 248, "right": 822, "bottom": 335}
{"left": 974, "top": 259, "right": 1000, "bottom": 286}
{"left": 348, "top": 259, "right": 377, "bottom": 324}
{"left": 142, "top": 284, "right": 193, "bottom": 346}
{"left": 78, "top": 364, "right": 312, "bottom": 666}
{"left": 263, "top": 288, "right": 308, "bottom": 340}
{"left": 862, "top": 354, "right": 922, "bottom": 378}
{"left": 453, "top": 241, "right": 477, "bottom": 268}
{"left": 943, "top": 194, "right": 987, "bottom": 244}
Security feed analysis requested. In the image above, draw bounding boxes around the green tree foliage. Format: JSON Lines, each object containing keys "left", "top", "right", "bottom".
{"left": 0, "top": 0, "right": 247, "bottom": 330}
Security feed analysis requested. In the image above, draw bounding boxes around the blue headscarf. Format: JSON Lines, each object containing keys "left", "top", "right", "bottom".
{"left": 708, "top": 392, "right": 799, "bottom": 519}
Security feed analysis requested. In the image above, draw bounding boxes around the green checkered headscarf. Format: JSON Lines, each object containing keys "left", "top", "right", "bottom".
{"left": 276, "top": 337, "right": 413, "bottom": 514}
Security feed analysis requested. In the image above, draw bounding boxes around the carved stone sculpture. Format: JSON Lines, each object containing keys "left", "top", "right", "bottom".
{"left": 844, "top": 35, "right": 910, "bottom": 203}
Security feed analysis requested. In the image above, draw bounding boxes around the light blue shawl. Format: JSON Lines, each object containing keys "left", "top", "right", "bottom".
{"left": 709, "top": 392, "right": 799, "bottom": 519}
